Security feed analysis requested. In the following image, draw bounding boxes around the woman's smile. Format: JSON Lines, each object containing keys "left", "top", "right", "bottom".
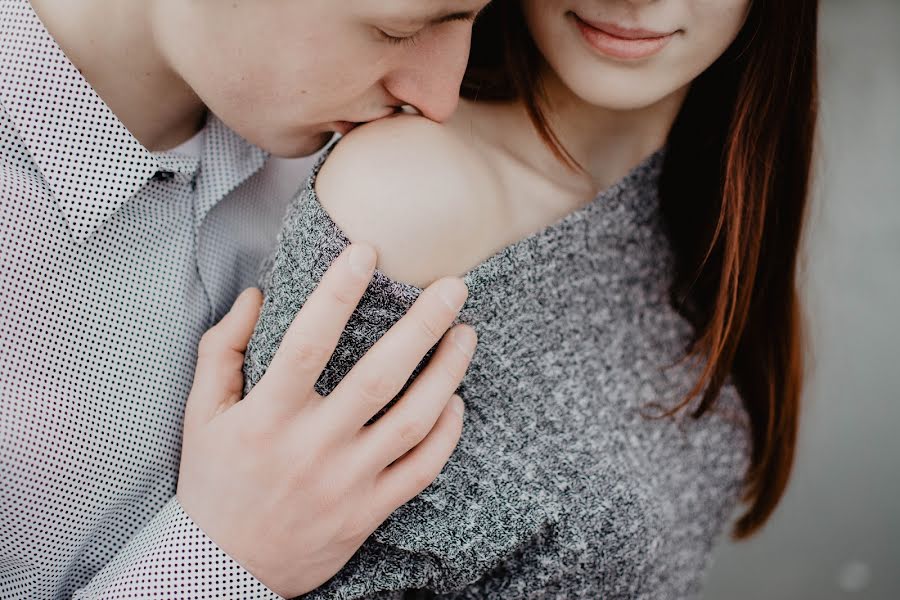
{"left": 571, "top": 12, "right": 678, "bottom": 60}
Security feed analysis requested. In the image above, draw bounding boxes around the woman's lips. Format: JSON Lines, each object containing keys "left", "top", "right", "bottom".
{"left": 573, "top": 14, "right": 676, "bottom": 60}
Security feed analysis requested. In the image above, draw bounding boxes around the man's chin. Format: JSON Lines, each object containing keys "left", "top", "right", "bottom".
{"left": 284, "top": 131, "right": 334, "bottom": 158}
{"left": 259, "top": 130, "right": 336, "bottom": 159}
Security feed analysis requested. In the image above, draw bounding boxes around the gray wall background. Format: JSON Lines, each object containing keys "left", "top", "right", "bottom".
{"left": 703, "top": 0, "right": 900, "bottom": 598}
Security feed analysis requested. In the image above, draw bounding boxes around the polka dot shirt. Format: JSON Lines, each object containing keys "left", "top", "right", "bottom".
{"left": 0, "top": 1, "right": 321, "bottom": 597}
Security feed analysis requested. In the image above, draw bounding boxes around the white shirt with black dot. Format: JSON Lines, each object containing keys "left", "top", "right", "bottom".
{"left": 0, "top": 1, "right": 322, "bottom": 597}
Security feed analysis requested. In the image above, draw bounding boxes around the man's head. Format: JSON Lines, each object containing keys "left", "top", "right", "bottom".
{"left": 151, "top": 0, "right": 490, "bottom": 157}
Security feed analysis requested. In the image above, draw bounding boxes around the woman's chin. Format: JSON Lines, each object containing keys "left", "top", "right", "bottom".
{"left": 556, "top": 65, "right": 690, "bottom": 114}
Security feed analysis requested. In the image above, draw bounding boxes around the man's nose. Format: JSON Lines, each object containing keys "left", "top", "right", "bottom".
{"left": 382, "top": 30, "right": 472, "bottom": 123}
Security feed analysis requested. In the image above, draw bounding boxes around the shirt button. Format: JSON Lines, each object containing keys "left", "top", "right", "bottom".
{"left": 152, "top": 170, "right": 176, "bottom": 182}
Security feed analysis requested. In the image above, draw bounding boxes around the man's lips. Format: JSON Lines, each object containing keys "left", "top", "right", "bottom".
{"left": 573, "top": 13, "right": 678, "bottom": 60}
{"left": 332, "top": 121, "right": 359, "bottom": 135}
{"left": 332, "top": 107, "right": 408, "bottom": 134}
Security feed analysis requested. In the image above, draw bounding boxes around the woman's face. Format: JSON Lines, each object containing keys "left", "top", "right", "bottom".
{"left": 521, "top": 0, "right": 752, "bottom": 111}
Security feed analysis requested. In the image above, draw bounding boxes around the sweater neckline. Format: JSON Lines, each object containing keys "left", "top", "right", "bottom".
{"left": 304, "top": 136, "right": 667, "bottom": 299}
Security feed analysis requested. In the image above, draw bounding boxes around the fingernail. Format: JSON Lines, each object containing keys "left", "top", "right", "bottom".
{"left": 439, "top": 279, "right": 468, "bottom": 312}
{"left": 450, "top": 326, "right": 476, "bottom": 358}
{"left": 348, "top": 244, "right": 375, "bottom": 277}
{"left": 452, "top": 395, "right": 465, "bottom": 416}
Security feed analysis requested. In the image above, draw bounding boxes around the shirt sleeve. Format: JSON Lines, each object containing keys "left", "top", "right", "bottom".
{"left": 70, "top": 495, "right": 286, "bottom": 600}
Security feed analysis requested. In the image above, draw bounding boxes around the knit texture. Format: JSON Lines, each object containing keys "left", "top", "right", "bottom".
{"left": 242, "top": 139, "right": 752, "bottom": 600}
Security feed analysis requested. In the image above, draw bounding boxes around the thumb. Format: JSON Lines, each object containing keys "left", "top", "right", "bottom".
{"left": 185, "top": 288, "right": 264, "bottom": 431}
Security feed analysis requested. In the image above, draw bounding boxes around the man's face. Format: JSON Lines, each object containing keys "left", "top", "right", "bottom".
{"left": 151, "top": 0, "right": 489, "bottom": 157}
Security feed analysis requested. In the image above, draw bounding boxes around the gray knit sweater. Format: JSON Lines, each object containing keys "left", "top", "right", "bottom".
{"left": 242, "top": 140, "right": 752, "bottom": 600}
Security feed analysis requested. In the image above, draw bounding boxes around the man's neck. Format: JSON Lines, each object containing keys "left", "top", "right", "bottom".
{"left": 29, "top": 0, "right": 208, "bottom": 151}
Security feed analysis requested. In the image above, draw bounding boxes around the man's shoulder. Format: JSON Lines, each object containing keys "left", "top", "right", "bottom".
{"left": 314, "top": 114, "right": 502, "bottom": 288}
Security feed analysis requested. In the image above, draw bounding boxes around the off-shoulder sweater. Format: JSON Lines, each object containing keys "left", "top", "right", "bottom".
{"left": 242, "top": 139, "right": 751, "bottom": 600}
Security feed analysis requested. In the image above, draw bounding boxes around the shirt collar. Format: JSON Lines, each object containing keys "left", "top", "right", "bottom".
{"left": 193, "top": 113, "right": 268, "bottom": 228}
{"left": 0, "top": 0, "right": 158, "bottom": 242}
{"left": 0, "top": 0, "right": 268, "bottom": 243}
{"left": 151, "top": 127, "right": 205, "bottom": 179}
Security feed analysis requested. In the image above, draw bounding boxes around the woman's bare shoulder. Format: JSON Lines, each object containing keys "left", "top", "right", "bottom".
{"left": 314, "top": 113, "right": 502, "bottom": 289}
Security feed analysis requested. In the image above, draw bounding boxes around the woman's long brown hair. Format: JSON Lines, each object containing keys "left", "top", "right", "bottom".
{"left": 461, "top": 0, "right": 819, "bottom": 539}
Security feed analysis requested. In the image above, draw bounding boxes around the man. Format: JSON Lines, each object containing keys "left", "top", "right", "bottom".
{"left": 0, "top": 0, "right": 488, "bottom": 598}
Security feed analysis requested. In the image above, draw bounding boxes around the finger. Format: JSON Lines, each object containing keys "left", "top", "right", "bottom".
{"left": 321, "top": 276, "right": 468, "bottom": 436}
{"left": 370, "top": 394, "right": 465, "bottom": 523}
{"left": 185, "top": 287, "right": 263, "bottom": 432}
{"left": 248, "top": 243, "right": 376, "bottom": 416}
{"left": 354, "top": 324, "right": 476, "bottom": 472}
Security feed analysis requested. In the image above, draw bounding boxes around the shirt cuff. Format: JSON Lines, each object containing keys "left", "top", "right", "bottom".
{"left": 71, "top": 495, "right": 287, "bottom": 599}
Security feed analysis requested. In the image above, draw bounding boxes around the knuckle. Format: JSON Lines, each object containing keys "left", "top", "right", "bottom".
{"left": 286, "top": 336, "right": 334, "bottom": 367}
{"left": 411, "top": 463, "right": 439, "bottom": 492}
{"left": 328, "top": 280, "right": 360, "bottom": 308}
{"left": 437, "top": 347, "right": 468, "bottom": 382}
{"left": 416, "top": 315, "right": 446, "bottom": 343}
{"left": 356, "top": 372, "right": 400, "bottom": 409}
{"left": 196, "top": 328, "right": 221, "bottom": 359}
{"left": 398, "top": 417, "right": 429, "bottom": 446}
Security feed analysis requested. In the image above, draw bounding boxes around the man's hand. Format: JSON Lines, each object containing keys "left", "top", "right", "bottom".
{"left": 176, "top": 243, "right": 476, "bottom": 598}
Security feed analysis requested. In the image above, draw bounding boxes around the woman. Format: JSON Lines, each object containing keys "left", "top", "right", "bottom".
{"left": 243, "top": 0, "right": 818, "bottom": 597}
